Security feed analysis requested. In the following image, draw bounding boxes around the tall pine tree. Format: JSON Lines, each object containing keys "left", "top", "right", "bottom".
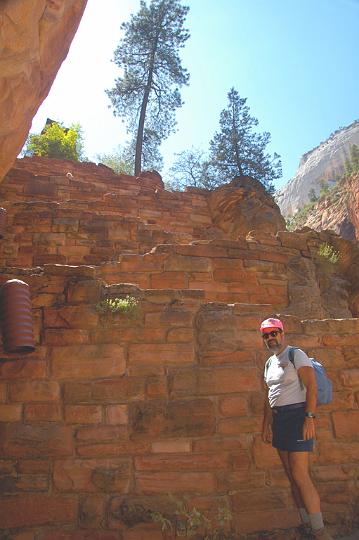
{"left": 106, "top": 0, "right": 190, "bottom": 175}
{"left": 209, "top": 88, "right": 282, "bottom": 191}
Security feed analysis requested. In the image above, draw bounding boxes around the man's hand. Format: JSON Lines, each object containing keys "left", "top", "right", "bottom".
{"left": 262, "top": 422, "right": 272, "bottom": 444}
{"left": 303, "top": 417, "right": 316, "bottom": 440}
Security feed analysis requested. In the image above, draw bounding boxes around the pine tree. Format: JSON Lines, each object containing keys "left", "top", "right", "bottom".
{"left": 106, "top": 0, "right": 190, "bottom": 175}
{"left": 209, "top": 88, "right": 282, "bottom": 191}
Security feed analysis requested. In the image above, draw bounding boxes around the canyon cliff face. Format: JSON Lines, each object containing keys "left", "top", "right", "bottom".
{"left": 296, "top": 172, "right": 359, "bottom": 242}
{"left": 348, "top": 173, "right": 359, "bottom": 239}
{"left": 277, "top": 120, "right": 359, "bottom": 217}
{"left": 0, "top": 0, "right": 87, "bottom": 182}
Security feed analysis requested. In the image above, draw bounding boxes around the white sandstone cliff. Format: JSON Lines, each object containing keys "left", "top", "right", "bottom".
{"left": 277, "top": 120, "right": 359, "bottom": 217}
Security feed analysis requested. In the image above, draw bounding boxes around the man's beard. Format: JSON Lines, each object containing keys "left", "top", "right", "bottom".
{"left": 266, "top": 340, "right": 281, "bottom": 354}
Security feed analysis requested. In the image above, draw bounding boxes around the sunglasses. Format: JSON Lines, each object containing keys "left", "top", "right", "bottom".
{"left": 262, "top": 330, "right": 281, "bottom": 340}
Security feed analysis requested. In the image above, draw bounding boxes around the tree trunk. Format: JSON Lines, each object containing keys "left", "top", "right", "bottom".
{"left": 134, "top": 13, "right": 164, "bottom": 176}
{"left": 134, "top": 82, "right": 151, "bottom": 175}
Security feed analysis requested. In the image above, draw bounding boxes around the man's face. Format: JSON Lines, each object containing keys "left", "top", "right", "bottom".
{"left": 262, "top": 328, "right": 284, "bottom": 354}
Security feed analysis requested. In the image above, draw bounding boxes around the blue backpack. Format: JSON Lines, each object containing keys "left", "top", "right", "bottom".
{"left": 288, "top": 347, "right": 333, "bottom": 406}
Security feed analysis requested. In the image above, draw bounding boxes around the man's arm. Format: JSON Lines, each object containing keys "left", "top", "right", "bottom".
{"left": 298, "top": 366, "right": 317, "bottom": 440}
{"left": 262, "top": 389, "right": 273, "bottom": 444}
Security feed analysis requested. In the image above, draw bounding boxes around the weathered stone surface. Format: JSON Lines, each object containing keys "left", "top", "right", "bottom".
{"left": 0, "top": 494, "right": 77, "bottom": 528}
{"left": 208, "top": 175, "right": 286, "bottom": 237}
{"left": 0, "top": 0, "right": 88, "bottom": 181}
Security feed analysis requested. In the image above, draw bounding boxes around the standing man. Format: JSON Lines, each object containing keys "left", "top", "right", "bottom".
{"left": 261, "top": 317, "right": 332, "bottom": 540}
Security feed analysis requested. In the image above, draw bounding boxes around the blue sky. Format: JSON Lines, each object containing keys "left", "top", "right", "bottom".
{"left": 30, "top": 0, "right": 359, "bottom": 189}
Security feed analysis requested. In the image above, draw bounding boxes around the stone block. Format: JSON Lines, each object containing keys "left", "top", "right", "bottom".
{"left": 164, "top": 254, "right": 212, "bottom": 272}
{"left": 217, "top": 469, "right": 265, "bottom": 491}
{"left": 252, "top": 435, "right": 282, "bottom": 469}
{"left": 341, "top": 369, "right": 359, "bottom": 387}
{"left": 64, "top": 378, "right": 146, "bottom": 405}
{"left": 166, "top": 327, "right": 194, "bottom": 343}
{"left": 175, "top": 243, "right": 227, "bottom": 258}
{"left": 129, "top": 343, "right": 195, "bottom": 366}
{"left": 150, "top": 271, "right": 188, "bottom": 289}
{"left": 129, "top": 399, "right": 215, "bottom": 438}
{"left": 151, "top": 439, "right": 191, "bottom": 453}
{"left": 0, "top": 494, "right": 77, "bottom": 529}
{"left": 24, "top": 403, "right": 62, "bottom": 422}
{"left": 0, "top": 404, "right": 22, "bottom": 422}
{"left": 78, "top": 494, "right": 106, "bottom": 528}
{"left": 145, "top": 309, "right": 194, "bottom": 327}
{"left": 231, "top": 488, "right": 289, "bottom": 512}
{"left": 0, "top": 424, "right": 73, "bottom": 458}
{"left": 234, "top": 508, "right": 299, "bottom": 534}
{"left": 322, "top": 334, "right": 359, "bottom": 347}
{"left": 0, "top": 357, "right": 46, "bottom": 380}
{"left": 53, "top": 458, "right": 131, "bottom": 493}
{"left": 33, "top": 232, "right": 66, "bottom": 246}
{"left": 64, "top": 405, "right": 103, "bottom": 424}
{"left": 317, "top": 441, "right": 359, "bottom": 464}
{"left": 219, "top": 396, "right": 248, "bottom": 416}
{"left": 44, "top": 305, "right": 99, "bottom": 329}
{"left": 145, "top": 375, "right": 168, "bottom": 399}
{"left": 135, "top": 471, "right": 216, "bottom": 494}
{"left": 106, "top": 404, "right": 128, "bottom": 425}
{"left": 51, "top": 344, "right": 126, "bottom": 379}
{"left": 168, "top": 368, "right": 197, "bottom": 398}
{"left": 198, "top": 367, "right": 261, "bottom": 395}
{"left": 17, "top": 460, "right": 50, "bottom": 474}
{"left": 66, "top": 278, "right": 103, "bottom": 303}
{"left": 45, "top": 328, "right": 90, "bottom": 345}
{"left": 76, "top": 440, "right": 150, "bottom": 459}
{"left": 0, "top": 381, "right": 6, "bottom": 402}
{"left": 44, "top": 264, "right": 97, "bottom": 278}
{"left": 134, "top": 452, "right": 229, "bottom": 472}
{"left": 332, "top": 411, "right": 359, "bottom": 439}
{"left": 9, "top": 380, "right": 60, "bottom": 402}
{"left": 122, "top": 528, "right": 163, "bottom": 540}
{"left": 75, "top": 425, "right": 127, "bottom": 442}
{"left": 218, "top": 416, "right": 262, "bottom": 435}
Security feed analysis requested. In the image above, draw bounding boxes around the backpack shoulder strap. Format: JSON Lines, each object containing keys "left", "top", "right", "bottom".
{"left": 288, "top": 347, "right": 304, "bottom": 390}
{"left": 288, "top": 346, "right": 301, "bottom": 365}
{"left": 264, "top": 357, "right": 272, "bottom": 379}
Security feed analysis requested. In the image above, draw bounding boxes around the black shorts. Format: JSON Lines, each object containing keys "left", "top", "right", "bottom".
{"left": 272, "top": 402, "right": 314, "bottom": 452}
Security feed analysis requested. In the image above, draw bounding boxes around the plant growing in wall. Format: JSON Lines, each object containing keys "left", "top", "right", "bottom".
{"left": 150, "top": 496, "right": 235, "bottom": 539}
{"left": 95, "top": 296, "right": 140, "bottom": 324}
{"left": 317, "top": 243, "right": 340, "bottom": 265}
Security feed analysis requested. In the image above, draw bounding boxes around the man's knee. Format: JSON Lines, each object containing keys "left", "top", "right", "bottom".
{"left": 289, "top": 459, "right": 310, "bottom": 485}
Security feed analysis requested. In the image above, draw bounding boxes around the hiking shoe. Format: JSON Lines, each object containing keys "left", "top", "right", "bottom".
{"left": 312, "top": 528, "right": 334, "bottom": 540}
{"left": 297, "top": 523, "right": 313, "bottom": 538}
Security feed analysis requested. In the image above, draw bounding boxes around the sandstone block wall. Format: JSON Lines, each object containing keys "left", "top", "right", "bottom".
{"left": 0, "top": 268, "right": 358, "bottom": 539}
{"left": 1, "top": 157, "right": 359, "bottom": 538}
{"left": 1, "top": 158, "right": 359, "bottom": 320}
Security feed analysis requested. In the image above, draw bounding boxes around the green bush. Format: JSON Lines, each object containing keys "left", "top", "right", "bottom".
{"left": 23, "top": 121, "right": 85, "bottom": 161}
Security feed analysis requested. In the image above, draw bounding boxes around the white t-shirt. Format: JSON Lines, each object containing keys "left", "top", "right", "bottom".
{"left": 264, "top": 346, "right": 313, "bottom": 408}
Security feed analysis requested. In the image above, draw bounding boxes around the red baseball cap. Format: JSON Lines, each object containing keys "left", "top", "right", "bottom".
{"left": 260, "top": 318, "right": 284, "bottom": 333}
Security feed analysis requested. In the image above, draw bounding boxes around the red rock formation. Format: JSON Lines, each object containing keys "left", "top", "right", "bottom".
{"left": 0, "top": 0, "right": 87, "bottom": 181}
{"left": 208, "top": 175, "right": 286, "bottom": 238}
